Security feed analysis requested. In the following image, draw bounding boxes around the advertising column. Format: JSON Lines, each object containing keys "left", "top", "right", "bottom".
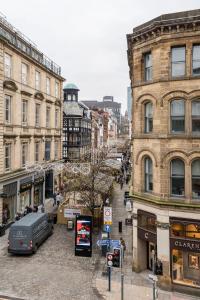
{"left": 75, "top": 215, "right": 92, "bottom": 257}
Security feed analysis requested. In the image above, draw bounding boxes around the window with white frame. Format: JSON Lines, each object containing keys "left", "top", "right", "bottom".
{"left": 35, "top": 103, "right": 40, "bottom": 127}
{"left": 5, "top": 95, "right": 11, "bottom": 124}
{"left": 192, "top": 159, "right": 200, "bottom": 199}
{"left": 171, "top": 46, "right": 186, "bottom": 77}
{"left": 171, "top": 99, "right": 185, "bottom": 133}
{"left": 21, "top": 143, "right": 28, "bottom": 167}
{"left": 45, "top": 141, "right": 51, "bottom": 161}
{"left": 55, "top": 81, "right": 59, "bottom": 98}
{"left": 171, "top": 159, "right": 185, "bottom": 196}
{"left": 55, "top": 109, "right": 59, "bottom": 128}
{"left": 5, "top": 144, "right": 11, "bottom": 171}
{"left": 46, "top": 106, "right": 51, "bottom": 128}
{"left": 21, "top": 63, "right": 28, "bottom": 84}
{"left": 144, "top": 52, "right": 152, "bottom": 81}
{"left": 35, "top": 142, "right": 40, "bottom": 162}
{"left": 4, "top": 53, "right": 11, "bottom": 78}
{"left": 55, "top": 141, "right": 59, "bottom": 160}
{"left": 35, "top": 70, "right": 40, "bottom": 90}
{"left": 144, "top": 102, "right": 153, "bottom": 133}
{"left": 144, "top": 156, "right": 153, "bottom": 192}
{"left": 46, "top": 77, "right": 50, "bottom": 95}
{"left": 22, "top": 100, "right": 28, "bottom": 125}
{"left": 192, "top": 101, "right": 200, "bottom": 133}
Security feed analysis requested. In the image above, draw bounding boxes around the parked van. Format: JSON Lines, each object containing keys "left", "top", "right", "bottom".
{"left": 8, "top": 213, "right": 53, "bottom": 254}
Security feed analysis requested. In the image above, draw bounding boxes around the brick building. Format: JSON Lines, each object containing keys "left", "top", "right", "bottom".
{"left": 0, "top": 15, "right": 64, "bottom": 225}
{"left": 127, "top": 9, "right": 200, "bottom": 295}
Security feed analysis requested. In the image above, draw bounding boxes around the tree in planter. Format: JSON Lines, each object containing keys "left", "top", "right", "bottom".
{"left": 63, "top": 156, "right": 114, "bottom": 224}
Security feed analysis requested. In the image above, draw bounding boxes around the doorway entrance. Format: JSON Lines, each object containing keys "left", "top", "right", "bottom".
{"left": 147, "top": 241, "right": 156, "bottom": 270}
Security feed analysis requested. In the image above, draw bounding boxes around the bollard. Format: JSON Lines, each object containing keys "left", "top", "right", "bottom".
{"left": 121, "top": 273, "right": 124, "bottom": 300}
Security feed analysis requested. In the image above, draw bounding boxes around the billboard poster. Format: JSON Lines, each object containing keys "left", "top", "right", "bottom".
{"left": 75, "top": 215, "right": 92, "bottom": 257}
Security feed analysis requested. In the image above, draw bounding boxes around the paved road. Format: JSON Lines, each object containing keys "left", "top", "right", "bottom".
{"left": 0, "top": 225, "right": 103, "bottom": 300}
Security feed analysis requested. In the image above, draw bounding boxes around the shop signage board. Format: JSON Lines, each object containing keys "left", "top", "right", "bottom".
{"left": 138, "top": 227, "right": 157, "bottom": 243}
{"left": 104, "top": 207, "right": 112, "bottom": 225}
{"left": 170, "top": 238, "right": 200, "bottom": 252}
{"left": 64, "top": 208, "right": 81, "bottom": 219}
{"left": 75, "top": 215, "right": 92, "bottom": 257}
{"left": 125, "top": 218, "right": 133, "bottom": 226}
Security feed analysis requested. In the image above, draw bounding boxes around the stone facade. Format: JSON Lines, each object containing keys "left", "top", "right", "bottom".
{"left": 0, "top": 16, "right": 65, "bottom": 225}
{"left": 127, "top": 9, "right": 200, "bottom": 295}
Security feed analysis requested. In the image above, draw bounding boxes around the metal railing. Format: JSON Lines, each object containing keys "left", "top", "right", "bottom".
{"left": 0, "top": 12, "right": 61, "bottom": 76}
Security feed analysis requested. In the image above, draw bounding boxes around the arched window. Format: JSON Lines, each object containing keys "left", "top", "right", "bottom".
{"left": 192, "top": 101, "right": 200, "bottom": 132}
{"left": 144, "top": 102, "right": 153, "bottom": 133}
{"left": 171, "top": 100, "right": 185, "bottom": 133}
{"left": 171, "top": 159, "right": 185, "bottom": 196}
{"left": 192, "top": 159, "right": 200, "bottom": 198}
{"left": 144, "top": 156, "right": 153, "bottom": 192}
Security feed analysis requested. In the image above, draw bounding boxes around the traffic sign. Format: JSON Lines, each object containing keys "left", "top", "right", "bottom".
{"left": 104, "top": 207, "right": 112, "bottom": 225}
{"left": 106, "top": 252, "right": 114, "bottom": 267}
{"left": 104, "top": 224, "right": 111, "bottom": 233}
{"left": 97, "top": 239, "right": 120, "bottom": 247}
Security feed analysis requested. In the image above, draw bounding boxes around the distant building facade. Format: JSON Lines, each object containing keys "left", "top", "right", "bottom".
{"left": 0, "top": 15, "right": 64, "bottom": 224}
{"left": 82, "top": 96, "right": 121, "bottom": 135}
{"left": 63, "top": 84, "right": 92, "bottom": 161}
{"left": 127, "top": 9, "right": 200, "bottom": 294}
{"left": 91, "top": 109, "right": 109, "bottom": 149}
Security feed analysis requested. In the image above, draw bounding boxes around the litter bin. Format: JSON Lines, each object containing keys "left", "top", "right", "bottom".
{"left": 0, "top": 225, "right": 5, "bottom": 237}
{"left": 119, "top": 221, "right": 122, "bottom": 233}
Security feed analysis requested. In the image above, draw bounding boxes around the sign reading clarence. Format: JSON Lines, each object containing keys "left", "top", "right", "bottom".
{"left": 171, "top": 238, "right": 200, "bottom": 252}
{"left": 138, "top": 227, "right": 157, "bottom": 243}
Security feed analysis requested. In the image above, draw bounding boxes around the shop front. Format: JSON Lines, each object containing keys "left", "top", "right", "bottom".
{"left": 19, "top": 177, "right": 32, "bottom": 213}
{"left": 137, "top": 210, "right": 157, "bottom": 270}
{"left": 2, "top": 182, "right": 17, "bottom": 224}
{"left": 170, "top": 218, "right": 200, "bottom": 288}
{"left": 34, "top": 176, "right": 44, "bottom": 206}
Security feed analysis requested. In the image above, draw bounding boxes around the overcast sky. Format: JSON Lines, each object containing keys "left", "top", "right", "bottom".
{"left": 1, "top": 0, "right": 200, "bottom": 113}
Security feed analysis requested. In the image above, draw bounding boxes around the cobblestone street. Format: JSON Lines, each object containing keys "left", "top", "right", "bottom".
{"left": 0, "top": 224, "right": 103, "bottom": 300}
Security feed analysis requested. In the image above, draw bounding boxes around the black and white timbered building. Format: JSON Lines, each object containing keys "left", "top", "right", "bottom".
{"left": 63, "top": 83, "right": 92, "bottom": 161}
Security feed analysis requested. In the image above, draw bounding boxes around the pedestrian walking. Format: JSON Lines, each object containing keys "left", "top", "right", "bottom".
{"left": 53, "top": 191, "right": 57, "bottom": 206}
{"left": 120, "top": 237, "right": 126, "bottom": 259}
{"left": 56, "top": 192, "right": 61, "bottom": 206}
{"left": 120, "top": 178, "right": 124, "bottom": 189}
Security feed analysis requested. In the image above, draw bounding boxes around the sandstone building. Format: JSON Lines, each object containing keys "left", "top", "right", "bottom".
{"left": 0, "top": 15, "right": 64, "bottom": 225}
{"left": 127, "top": 9, "right": 200, "bottom": 295}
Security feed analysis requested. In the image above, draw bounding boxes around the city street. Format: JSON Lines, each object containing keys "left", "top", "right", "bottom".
{"left": 0, "top": 183, "right": 200, "bottom": 300}
{"left": 0, "top": 225, "right": 103, "bottom": 300}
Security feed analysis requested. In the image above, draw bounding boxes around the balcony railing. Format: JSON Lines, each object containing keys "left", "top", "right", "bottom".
{"left": 0, "top": 12, "right": 61, "bottom": 76}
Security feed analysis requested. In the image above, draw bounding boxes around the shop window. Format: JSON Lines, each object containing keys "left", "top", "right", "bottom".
{"left": 189, "top": 254, "right": 199, "bottom": 269}
{"left": 171, "top": 159, "right": 185, "bottom": 196}
{"left": 144, "top": 156, "right": 153, "bottom": 192}
{"left": 192, "top": 45, "right": 200, "bottom": 76}
{"left": 186, "top": 224, "right": 200, "bottom": 239}
{"left": 171, "top": 100, "right": 185, "bottom": 133}
{"left": 192, "top": 101, "right": 200, "bottom": 133}
{"left": 192, "top": 159, "right": 200, "bottom": 199}
{"left": 144, "top": 52, "right": 152, "bottom": 81}
{"left": 171, "top": 46, "right": 185, "bottom": 77}
{"left": 171, "top": 223, "right": 185, "bottom": 237}
{"left": 144, "top": 102, "right": 153, "bottom": 133}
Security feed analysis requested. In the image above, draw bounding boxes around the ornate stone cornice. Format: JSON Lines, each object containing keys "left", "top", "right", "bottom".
{"left": 3, "top": 80, "right": 18, "bottom": 92}
{"left": 34, "top": 92, "right": 44, "bottom": 101}
{"left": 21, "top": 90, "right": 32, "bottom": 97}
